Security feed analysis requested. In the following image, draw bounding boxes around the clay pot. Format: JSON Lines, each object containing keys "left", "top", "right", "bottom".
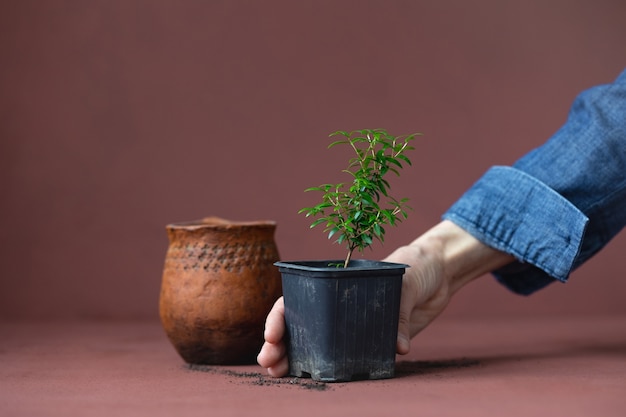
{"left": 159, "top": 217, "right": 282, "bottom": 365}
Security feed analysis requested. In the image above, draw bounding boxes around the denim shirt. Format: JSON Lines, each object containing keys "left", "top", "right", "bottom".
{"left": 443, "top": 69, "right": 626, "bottom": 295}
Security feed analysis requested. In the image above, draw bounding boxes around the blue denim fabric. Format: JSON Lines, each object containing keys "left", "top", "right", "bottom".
{"left": 443, "top": 69, "right": 626, "bottom": 295}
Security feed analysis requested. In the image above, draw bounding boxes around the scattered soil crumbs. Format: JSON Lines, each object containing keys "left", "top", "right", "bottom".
{"left": 185, "top": 364, "right": 330, "bottom": 391}
{"left": 185, "top": 358, "right": 480, "bottom": 389}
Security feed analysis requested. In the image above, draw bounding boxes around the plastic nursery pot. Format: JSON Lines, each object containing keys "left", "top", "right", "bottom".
{"left": 275, "top": 259, "right": 407, "bottom": 382}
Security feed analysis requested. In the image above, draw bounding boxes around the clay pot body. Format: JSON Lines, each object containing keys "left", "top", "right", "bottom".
{"left": 159, "top": 217, "right": 282, "bottom": 365}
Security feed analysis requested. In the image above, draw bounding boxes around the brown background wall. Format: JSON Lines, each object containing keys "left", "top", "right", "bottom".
{"left": 1, "top": 0, "right": 625, "bottom": 320}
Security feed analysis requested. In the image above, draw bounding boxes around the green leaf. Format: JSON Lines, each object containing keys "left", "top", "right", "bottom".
{"left": 360, "top": 193, "right": 375, "bottom": 205}
{"left": 310, "top": 218, "right": 327, "bottom": 228}
{"left": 329, "top": 130, "right": 349, "bottom": 138}
{"left": 328, "top": 140, "right": 349, "bottom": 148}
{"left": 397, "top": 155, "right": 412, "bottom": 165}
{"left": 387, "top": 157, "right": 403, "bottom": 168}
{"left": 328, "top": 227, "right": 340, "bottom": 239}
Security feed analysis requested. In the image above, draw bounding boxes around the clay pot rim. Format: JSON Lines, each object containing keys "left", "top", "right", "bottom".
{"left": 166, "top": 216, "right": 276, "bottom": 230}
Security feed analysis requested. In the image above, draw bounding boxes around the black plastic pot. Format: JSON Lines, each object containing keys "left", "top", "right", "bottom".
{"left": 274, "top": 259, "right": 407, "bottom": 382}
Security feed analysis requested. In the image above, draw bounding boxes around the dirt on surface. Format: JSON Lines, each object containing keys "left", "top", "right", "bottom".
{"left": 186, "top": 364, "right": 331, "bottom": 391}
{"left": 186, "top": 358, "right": 481, "bottom": 390}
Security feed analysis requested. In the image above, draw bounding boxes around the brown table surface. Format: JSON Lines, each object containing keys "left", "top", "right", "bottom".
{"left": 1, "top": 315, "right": 625, "bottom": 417}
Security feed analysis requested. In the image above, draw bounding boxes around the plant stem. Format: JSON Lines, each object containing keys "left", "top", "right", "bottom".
{"left": 344, "top": 247, "right": 354, "bottom": 268}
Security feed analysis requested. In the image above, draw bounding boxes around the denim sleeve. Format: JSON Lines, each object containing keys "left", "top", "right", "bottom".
{"left": 443, "top": 69, "right": 626, "bottom": 295}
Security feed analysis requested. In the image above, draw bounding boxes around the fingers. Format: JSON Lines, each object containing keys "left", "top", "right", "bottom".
{"left": 263, "top": 297, "right": 285, "bottom": 344}
{"left": 396, "top": 306, "right": 411, "bottom": 355}
{"left": 396, "top": 277, "right": 414, "bottom": 355}
{"left": 257, "top": 338, "right": 286, "bottom": 368}
{"left": 267, "top": 356, "right": 289, "bottom": 377}
{"left": 257, "top": 296, "right": 289, "bottom": 377}
{"left": 257, "top": 341, "right": 289, "bottom": 376}
{"left": 396, "top": 332, "right": 411, "bottom": 355}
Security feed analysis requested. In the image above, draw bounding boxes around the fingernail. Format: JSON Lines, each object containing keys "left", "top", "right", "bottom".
{"left": 397, "top": 334, "right": 410, "bottom": 354}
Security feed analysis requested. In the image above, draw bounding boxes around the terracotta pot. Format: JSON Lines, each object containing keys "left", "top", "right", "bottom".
{"left": 159, "top": 217, "right": 282, "bottom": 365}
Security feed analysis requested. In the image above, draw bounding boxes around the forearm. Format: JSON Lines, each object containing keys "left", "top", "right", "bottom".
{"left": 404, "top": 220, "right": 514, "bottom": 294}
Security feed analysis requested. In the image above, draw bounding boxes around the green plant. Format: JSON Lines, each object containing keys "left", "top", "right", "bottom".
{"left": 299, "top": 128, "right": 420, "bottom": 267}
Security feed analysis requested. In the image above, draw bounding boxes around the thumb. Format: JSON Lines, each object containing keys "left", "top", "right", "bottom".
{"left": 396, "top": 297, "right": 412, "bottom": 355}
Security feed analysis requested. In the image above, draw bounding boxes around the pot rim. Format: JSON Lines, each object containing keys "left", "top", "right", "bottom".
{"left": 167, "top": 216, "right": 277, "bottom": 230}
{"left": 275, "top": 259, "right": 409, "bottom": 272}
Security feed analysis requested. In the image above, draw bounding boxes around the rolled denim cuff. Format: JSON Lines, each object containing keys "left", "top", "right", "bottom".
{"left": 442, "top": 166, "right": 589, "bottom": 295}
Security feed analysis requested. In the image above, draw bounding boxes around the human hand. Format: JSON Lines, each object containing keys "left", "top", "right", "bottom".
{"left": 383, "top": 242, "right": 450, "bottom": 355}
{"left": 387, "top": 220, "right": 514, "bottom": 354}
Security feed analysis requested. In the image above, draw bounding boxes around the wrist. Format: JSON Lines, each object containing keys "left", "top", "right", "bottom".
{"left": 408, "top": 220, "right": 514, "bottom": 294}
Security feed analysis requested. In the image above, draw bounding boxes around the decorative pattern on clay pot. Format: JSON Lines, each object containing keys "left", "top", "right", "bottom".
{"left": 159, "top": 217, "right": 282, "bottom": 365}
